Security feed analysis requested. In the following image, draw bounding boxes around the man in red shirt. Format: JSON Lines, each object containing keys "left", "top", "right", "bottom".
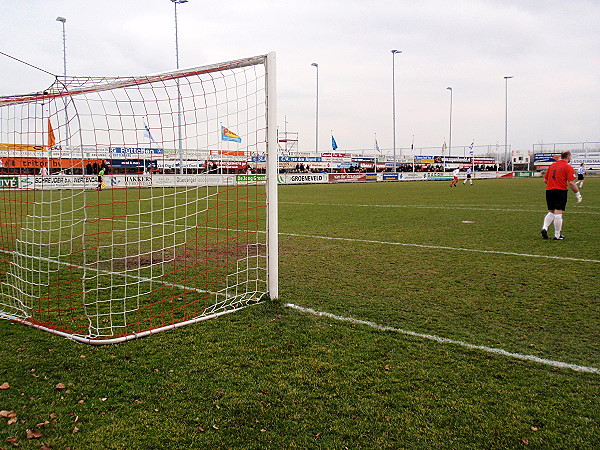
{"left": 541, "top": 151, "right": 582, "bottom": 240}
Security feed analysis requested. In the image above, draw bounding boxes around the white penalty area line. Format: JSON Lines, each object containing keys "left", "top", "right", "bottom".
{"left": 285, "top": 303, "right": 600, "bottom": 375}
{"left": 281, "top": 232, "right": 600, "bottom": 264}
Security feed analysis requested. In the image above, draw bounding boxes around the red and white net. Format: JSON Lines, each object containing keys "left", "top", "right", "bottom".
{"left": 0, "top": 55, "right": 276, "bottom": 343}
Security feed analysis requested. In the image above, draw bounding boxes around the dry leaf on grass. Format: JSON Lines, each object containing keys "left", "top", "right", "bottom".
{"left": 55, "top": 383, "right": 66, "bottom": 390}
{"left": 26, "top": 429, "right": 43, "bottom": 439}
{"left": 0, "top": 382, "right": 10, "bottom": 389}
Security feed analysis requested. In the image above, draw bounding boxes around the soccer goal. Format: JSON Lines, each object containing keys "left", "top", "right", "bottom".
{"left": 0, "top": 53, "right": 278, "bottom": 344}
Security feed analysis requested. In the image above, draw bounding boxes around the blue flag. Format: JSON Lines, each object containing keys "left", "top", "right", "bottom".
{"left": 331, "top": 135, "right": 338, "bottom": 151}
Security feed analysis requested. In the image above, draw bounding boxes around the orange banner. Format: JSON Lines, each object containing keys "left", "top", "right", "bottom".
{"left": 0, "top": 144, "right": 47, "bottom": 152}
{"left": 210, "top": 150, "right": 247, "bottom": 156}
{"left": 0, "top": 158, "right": 102, "bottom": 170}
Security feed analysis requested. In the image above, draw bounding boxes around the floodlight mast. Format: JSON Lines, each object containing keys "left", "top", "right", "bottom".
{"left": 504, "top": 76, "right": 514, "bottom": 172}
{"left": 391, "top": 49, "right": 402, "bottom": 172}
{"left": 311, "top": 63, "right": 319, "bottom": 153}
{"left": 56, "top": 17, "right": 67, "bottom": 78}
{"left": 447, "top": 87, "right": 452, "bottom": 159}
{"left": 56, "top": 16, "right": 69, "bottom": 146}
{"left": 170, "top": 0, "right": 188, "bottom": 174}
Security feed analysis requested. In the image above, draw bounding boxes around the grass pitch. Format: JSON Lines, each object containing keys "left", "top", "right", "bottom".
{"left": 1, "top": 177, "right": 598, "bottom": 448}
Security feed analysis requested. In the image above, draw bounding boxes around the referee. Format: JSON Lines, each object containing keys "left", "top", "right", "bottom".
{"left": 541, "top": 151, "right": 582, "bottom": 240}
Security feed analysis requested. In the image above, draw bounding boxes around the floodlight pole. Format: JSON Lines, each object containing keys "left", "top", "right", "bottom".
{"left": 392, "top": 49, "right": 402, "bottom": 172}
{"left": 311, "top": 63, "right": 319, "bottom": 154}
{"left": 504, "top": 76, "right": 513, "bottom": 172}
{"left": 171, "top": 0, "right": 188, "bottom": 174}
{"left": 447, "top": 87, "right": 453, "bottom": 159}
{"left": 56, "top": 16, "right": 69, "bottom": 146}
{"left": 56, "top": 17, "right": 67, "bottom": 78}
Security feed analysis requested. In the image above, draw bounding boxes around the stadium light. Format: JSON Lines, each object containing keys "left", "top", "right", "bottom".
{"left": 447, "top": 87, "right": 453, "bottom": 160}
{"left": 311, "top": 63, "right": 319, "bottom": 153}
{"left": 392, "top": 49, "right": 402, "bottom": 172}
{"left": 504, "top": 76, "right": 513, "bottom": 172}
{"left": 170, "top": 0, "right": 188, "bottom": 174}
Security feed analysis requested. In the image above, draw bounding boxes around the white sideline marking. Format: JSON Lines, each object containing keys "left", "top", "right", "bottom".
{"left": 285, "top": 303, "right": 600, "bottom": 375}
{"left": 282, "top": 232, "right": 600, "bottom": 264}
{"left": 280, "top": 201, "right": 600, "bottom": 215}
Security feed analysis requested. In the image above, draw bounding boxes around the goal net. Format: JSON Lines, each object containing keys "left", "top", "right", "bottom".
{"left": 0, "top": 53, "right": 278, "bottom": 344}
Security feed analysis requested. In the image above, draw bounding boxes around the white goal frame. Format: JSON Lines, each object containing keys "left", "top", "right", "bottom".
{"left": 0, "top": 52, "right": 278, "bottom": 344}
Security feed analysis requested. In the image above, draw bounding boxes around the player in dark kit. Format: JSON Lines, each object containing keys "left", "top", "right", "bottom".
{"left": 541, "top": 151, "right": 582, "bottom": 240}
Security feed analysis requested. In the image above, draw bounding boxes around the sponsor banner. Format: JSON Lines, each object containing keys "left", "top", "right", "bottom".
{"left": 0, "top": 144, "right": 46, "bottom": 152}
{"left": 533, "top": 153, "right": 560, "bottom": 163}
{"left": 110, "top": 147, "right": 164, "bottom": 155}
{"left": 0, "top": 176, "right": 19, "bottom": 188}
{"left": 415, "top": 156, "right": 435, "bottom": 163}
{"left": 321, "top": 152, "right": 351, "bottom": 158}
{"left": 157, "top": 160, "right": 205, "bottom": 169}
{"left": 107, "top": 159, "right": 156, "bottom": 169}
{"left": 414, "top": 155, "right": 479, "bottom": 164}
{"left": 236, "top": 174, "right": 266, "bottom": 183}
{"left": 279, "top": 156, "right": 323, "bottom": 162}
{"left": 19, "top": 175, "right": 98, "bottom": 190}
{"left": 250, "top": 156, "right": 267, "bottom": 162}
{"left": 329, "top": 173, "right": 366, "bottom": 183}
{"left": 280, "top": 173, "right": 328, "bottom": 184}
{"left": 15, "top": 174, "right": 240, "bottom": 190}
{"left": 296, "top": 161, "right": 340, "bottom": 169}
{"left": 365, "top": 173, "right": 378, "bottom": 182}
{"left": 382, "top": 173, "right": 399, "bottom": 181}
{"left": 211, "top": 150, "right": 247, "bottom": 156}
{"left": 360, "top": 162, "right": 387, "bottom": 170}
{"left": 514, "top": 171, "right": 534, "bottom": 178}
{"left": 150, "top": 174, "right": 235, "bottom": 187}
{"left": 0, "top": 150, "right": 49, "bottom": 158}
{"left": 571, "top": 152, "right": 600, "bottom": 168}
{"left": 351, "top": 157, "right": 375, "bottom": 163}
{"left": 398, "top": 172, "right": 429, "bottom": 180}
{"left": 444, "top": 156, "right": 472, "bottom": 163}
{"left": 0, "top": 158, "right": 103, "bottom": 170}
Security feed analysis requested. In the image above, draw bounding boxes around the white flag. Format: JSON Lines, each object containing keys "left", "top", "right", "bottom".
{"left": 143, "top": 123, "right": 158, "bottom": 144}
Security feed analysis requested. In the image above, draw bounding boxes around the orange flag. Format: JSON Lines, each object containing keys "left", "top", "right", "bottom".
{"left": 48, "top": 118, "right": 56, "bottom": 148}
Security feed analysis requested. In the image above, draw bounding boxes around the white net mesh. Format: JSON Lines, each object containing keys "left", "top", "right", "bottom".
{"left": 0, "top": 54, "right": 276, "bottom": 343}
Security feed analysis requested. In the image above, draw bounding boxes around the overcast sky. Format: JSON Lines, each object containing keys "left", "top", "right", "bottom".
{"left": 1, "top": 0, "right": 599, "bottom": 154}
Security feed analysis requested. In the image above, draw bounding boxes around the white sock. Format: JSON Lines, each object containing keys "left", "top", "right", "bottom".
{"left": 543, "top": 212, "right": 555, "bottom": 230}
{"left": 553, "top": 214, "right": 563, "bottom": 238}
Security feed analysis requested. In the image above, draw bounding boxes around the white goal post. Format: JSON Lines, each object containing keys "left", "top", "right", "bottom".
{"left": 0, "top": 52, "right": 278, "bottom": 344}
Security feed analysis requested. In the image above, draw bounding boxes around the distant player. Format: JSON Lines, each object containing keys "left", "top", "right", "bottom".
{"left": 541, "top": 151, "right": 582, "bottom": 240}
{"left": 463, "top": 167, "right": 473, "bottom": 185}
{"left": 97, "top": 167, "right": 105, "bottom": 190}
{"left": 577, "top": 163, "right": 585, "bottom": 189}
{"left": 450, "top": 168, "right": 460, "bottom": 187}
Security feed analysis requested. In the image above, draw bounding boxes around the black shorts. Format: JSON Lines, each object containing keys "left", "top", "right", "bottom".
{"left": 577, "top": 174, "right": 584, "bottom": 181}
{"left": 546, "top": 189, "right": 568, "bottom": 211}
{"left": 466, "top": 174, "right": 472, "bottom": 178}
